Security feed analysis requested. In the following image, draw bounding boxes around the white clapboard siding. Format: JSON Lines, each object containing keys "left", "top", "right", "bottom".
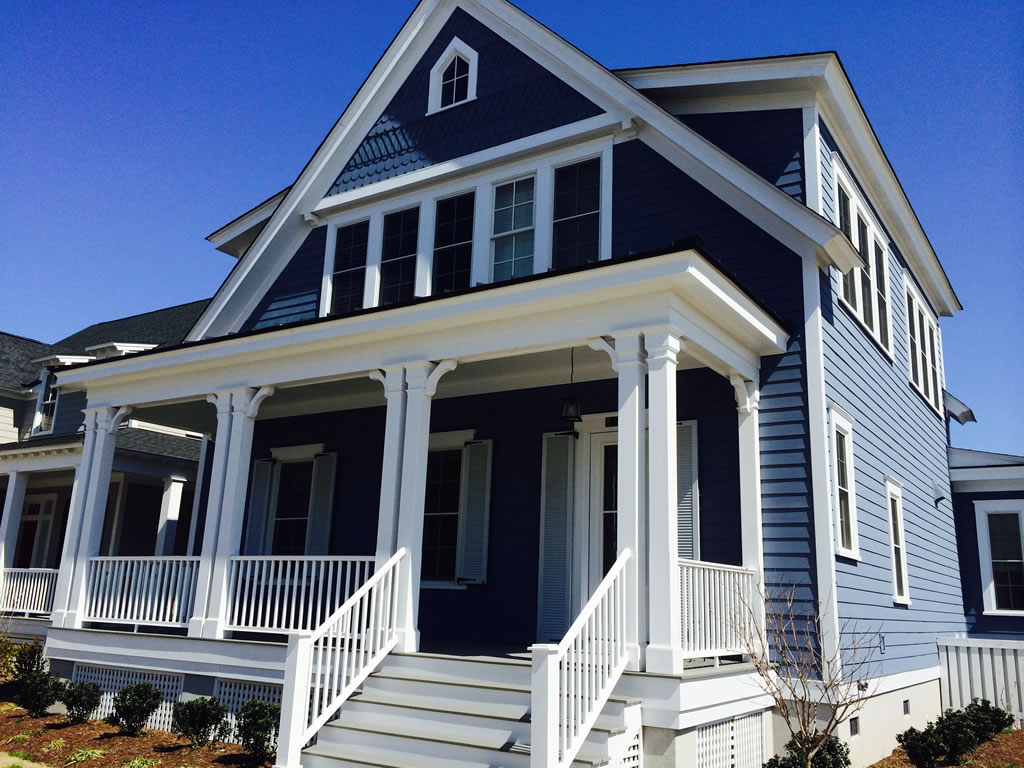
{"left": 938, "top": 636, "right": 1024, "bottom": 723}
{"left": 537, "top": 432, "right": 574, "bottom": 642}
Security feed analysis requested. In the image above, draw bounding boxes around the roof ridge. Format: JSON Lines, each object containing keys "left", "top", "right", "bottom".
{"left": 0, "top": 330, "right": 53, "bottom": 346}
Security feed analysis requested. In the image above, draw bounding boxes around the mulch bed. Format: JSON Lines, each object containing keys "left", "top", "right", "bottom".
{"left": 0, "top": 700, "right": 266, "bottom": 768}
{"left": 870, "top": 728, "right": 1024, "bottom": 768}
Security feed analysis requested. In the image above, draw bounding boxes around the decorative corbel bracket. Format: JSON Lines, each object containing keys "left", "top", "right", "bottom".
{"left": 246, "top": 386, "right": 276, "bottom": 418}
{"left": 730, "top": 374, "right": 760, "bottom": 415}
{"left": 302, "top": 212, "right": 321, "bottom": 227}
{"left": 106, "top": 406, "right": 133, "bottom": 434}
{"left": 425, "top": 359, "right": 457, "bottom": 397}
{"left": 587, "top": 337, "right": 618, "bottom": 372}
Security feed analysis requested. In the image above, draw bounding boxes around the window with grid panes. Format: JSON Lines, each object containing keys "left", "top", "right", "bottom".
{"left": 552, "top": 158, "right": 600, "bottom": 269}
{"left": 987, "top": 512, "right": 1024, "bottom": 610}
{"left": 422, "top": 449, "right": 462, "bottom": 582}
{"left": 380, "top": 207, "right": 419, "bottom": 306}
{"left": 432, "top": 192, "right": 474, "bottom": 295}
{"left": 492, "top": 177, "right": 534, "bottom": 281}
{"left": 440, "top": 55, "right": 470, "bottom": 108}
{"left": 331, "top": 220, "right": 369, "bottom": 315}
{"left": 271, "top": 461, "right": 313, "bottom": 556}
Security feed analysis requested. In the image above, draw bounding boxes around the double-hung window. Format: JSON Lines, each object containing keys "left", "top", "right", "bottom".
{"left": 432, "top": 192, "right": 474, "bottom": 295}
{"left": 552, "top": 157, "right": 601, "bottom": 269}
{"left": 492, "top": 177, "right": 534, "bottom": 281}
{"left": 440, "top": 55, "right": 470, "bottom": 109}
{"left": 33, "top": 372, "right": 58, "bottom": 435}
{"left": 976, "top": 501, "right": 1024, "bottom": 613}
{"left": 830, "top": 406, "right": 859, "bottom": 558}
{"left": 904, "top": 276, "right": 943, "bottom": 414}
{"left": 834, "top": 158, "right": 891, "bottom": 352}
{"left": 380, "top": 207, "right": 419, "bottom": 306}
{"left": 887, "top": 479, "right": 909, "bottom": 603}
{"left": 331, "top": 220, "right": 370, "bottom": 315}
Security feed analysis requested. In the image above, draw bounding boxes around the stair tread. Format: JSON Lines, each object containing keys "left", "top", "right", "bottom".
{"left": 306, "top": 739, "right": 609, "bottom": 768}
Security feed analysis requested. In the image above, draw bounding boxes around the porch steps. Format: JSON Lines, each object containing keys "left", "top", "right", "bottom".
{"left": 302, "top": 652, "right": 639, "bottom": 768}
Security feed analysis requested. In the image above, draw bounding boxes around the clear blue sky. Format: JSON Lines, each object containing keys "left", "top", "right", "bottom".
{"left": 1, "top": 1, "right": 1020, "bottom": 454}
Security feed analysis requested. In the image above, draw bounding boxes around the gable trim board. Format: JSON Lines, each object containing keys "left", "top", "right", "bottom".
{"left": 186, "top": 0, "right": 863, "bottom": 343}
{"left": 206, "top": 187, "right": 290, "bottom": 259}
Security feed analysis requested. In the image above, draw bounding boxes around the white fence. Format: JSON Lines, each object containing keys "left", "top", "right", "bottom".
{"left": 938, "top": 635, "right": 1024, "bottom": 723}
{"left": 679, "top": 559, "right": 757, "bottom": 660}
{"left": 0, "top": 568, "right": 59, "bottom": 615}
{"left": 531, "top": 548, "right": 632, "bottom": 768}
{"left": 225, "top": 556, "right": 374, "bottom": 632}
{"left": 84, "top": 556, "right": 200, "bottom": 627}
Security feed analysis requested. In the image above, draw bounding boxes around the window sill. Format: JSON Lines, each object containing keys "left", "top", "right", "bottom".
{"left": 425, "top": 95, "right": 478, "bottom": 118}
{"left": 836, "top": 549, "right": 861, "bottom": 562}
{"left": 982, "top": 609, "right": 1024, "bottom": 617}
{"left": 838, "top": 292, "right": 894, "bottom": 362}
{"left": 893, "top": 597, "right": 911, "bottom": 607}
{"left": 422, "top": 581, "right": 467, "bottom": 591}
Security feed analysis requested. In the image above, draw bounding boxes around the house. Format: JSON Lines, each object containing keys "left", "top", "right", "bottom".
{"left": 0, "top": 302, "right": 210, "bottom": 641}
{"left": 0, "top": 1, "right": 971, "bottom": 766}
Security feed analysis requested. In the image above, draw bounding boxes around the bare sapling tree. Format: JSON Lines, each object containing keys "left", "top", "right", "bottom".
{"left": 738, "top": 585, "right": 879, "bottom": 768}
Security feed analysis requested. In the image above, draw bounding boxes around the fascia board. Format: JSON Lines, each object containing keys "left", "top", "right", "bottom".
{"left": 613, "top": 54, "right": 834, "bottom": 90}
{"left": 950, "top": 466, "right": 1024, "bottom": 484}
{"left": 206, "top": 188, "right": 289, "bottom": 252}
{"left": 0, "top": 386, "right": 34, "bottom": 400}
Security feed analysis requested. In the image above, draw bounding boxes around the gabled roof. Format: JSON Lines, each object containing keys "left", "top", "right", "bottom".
{"left": 206, "top": 187, "right": 290, "bottom": 258}
{"left": 0, "top": 332, "right": 57, "bottom": 394}
{"left": 54, "top": 299, "right": 211, "bottom": 357}
{"left": 188, "top": 0, "right": 862, "bottom": 342}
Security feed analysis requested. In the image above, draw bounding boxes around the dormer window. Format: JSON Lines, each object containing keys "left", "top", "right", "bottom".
{"left": 427, "top": 38, "right": 478, "bottom": 115}
{"left": 34, "top": 372, "right": 58, "bottom": 434}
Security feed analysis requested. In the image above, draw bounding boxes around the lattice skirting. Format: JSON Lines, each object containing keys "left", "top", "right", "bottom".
{"left": 696, "top": 711, "right": 765, "bottom": 768}
{"left": 621, "top": 727, "right": 643, "bottom": 767}
{"left": 213, "top": 679, "right": 283, "bottom": 746}
{"left": 71, "top": 665, "right": 184, "bottom": 733}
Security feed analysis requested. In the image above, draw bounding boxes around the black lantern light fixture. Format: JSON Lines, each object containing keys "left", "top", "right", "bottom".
{"left": 560, "top": 347, "right": 583, "bottom": 424}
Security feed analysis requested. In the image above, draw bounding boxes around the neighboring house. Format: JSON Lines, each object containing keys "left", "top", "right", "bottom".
{"left": 0, "top": 302, "right": 210, "bottom": 640}
{"left": 0, "top": 2, "right": 972, "bottom": 766}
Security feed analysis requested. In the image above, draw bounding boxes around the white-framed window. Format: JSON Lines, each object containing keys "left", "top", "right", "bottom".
{"left": 423, "top": 430, "right": 493, "bottom": 588}
{"left": 829, "top": 405, "right": 859, "bottom": 558}
{"left": 491, "top": 175, "right": 535, "bottom": 281}
{"left": 552, "top": 156, "right": 601, "bottom": 270}
{"left": 975, "top": 500, "right": 1024, "bottom": 614}
{"left": 903, "top": 275, "right": 943, "bottom": 415}
{"left": 887, "top": 478, "right": 910, "bottom": 604}
{"left": 379, "top": 206, "right": 420, "bottom": 306}
{"left": 832, "top": 156, "right": 892, "bottom": 353}
{"left": 328, "top": 219, "right": 370, "bottom": 315}
{"left": 427, "top": 38, "right": 478, "bottom": 115}
{"left": 32, "top": 371, "right": 59, "bottom": 435}
{"left": 432, "top": 190, "right": 475, "bottom": 295}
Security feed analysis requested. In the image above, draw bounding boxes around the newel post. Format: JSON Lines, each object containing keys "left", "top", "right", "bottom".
{"left": 274, "top": 631, "right": 313, "bottom": 768}
{"left": 530, "top": 643, "right": 560, "bottom": 768}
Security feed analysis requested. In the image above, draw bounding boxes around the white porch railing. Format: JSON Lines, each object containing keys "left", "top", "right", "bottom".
{"left": 225, "top": 556, "right": 374, "bottom": 633}
{"left": 0, "top": 568, "right": 59, "bottom": 615}
{"left": 84, "top": 556, "right": 200, "bottom": 627}
{"left": 531, "top": 548, "right": 632, "bottom": 768}
{"left": 276, "top": 548, "right": 406, "bottom": 768}
{"left": 679, "top": 558, "right": 757, "bottom": 660}
{"left": 938, "top": 635, "right": 1024, "bottom": 724}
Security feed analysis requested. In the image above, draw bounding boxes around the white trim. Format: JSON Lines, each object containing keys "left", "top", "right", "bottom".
{"left": 428, "top": 429, "right": 475, "bottom": 451}
{"left": 82, "top": 342, "right": 158, "bottom": 359}
{"left": 887, "top": 478, "right": 910, "bottom": 604}
{"left": 269, "top": 443, "right": 325, "bottom": 461}
{"left": 31, "top": 371, "right": 59, "bottom": 436}
{"left": 829, "top": 404, "right": 859, "bottom": 559}
{"left": 802, "top": 104, "right": 823, "bottom": 217}
{"left": 206, "top": 188, "right": 289, "bottom": 257}
{"left": 427, "top": 37, "right": 479, "bottom": 115}
{"left": 975, "top": 499, "right": 1024, "bottom": 614}
{"left": 903, "top": 273, "right": 943, "bottom": 416}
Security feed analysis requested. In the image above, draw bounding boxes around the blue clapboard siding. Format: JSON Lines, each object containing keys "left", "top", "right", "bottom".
{"left": 612, "top": 138, "right": 818, "bottom": 621}
{"left": 325, "top": 8, "right": 602, "bottom": 197}
{"left": 677, "top": 109, "right": 805, "bottom": 202}
{"left": 52, "top": 390, "right": 87, "bottom": 436}
{"left": 245, "top": 372, "right": 741, "bottom": 648}
{"left": 241, "top": 226, "right": 327, "bottom": 332}
{"left": 821, "top": 237, "right": 967, "bottom": 676}
{"left": 952, "top": 489, "right": 1024, "bottom": 636}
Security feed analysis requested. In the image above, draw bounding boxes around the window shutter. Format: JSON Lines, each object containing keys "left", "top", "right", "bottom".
{"left": 305, "top": 453, "right": 338, "bottom": 556}
{"left": 537, "top": 433, "right": 574, "bottom": 642}
{"left": 243, "top": 459, "right": 275, "bottom": 555}
{"left": 456, "top": 440, "right": 492, "bottom": 584}
{"left": 677, "top": 421, "right": 699, "bottom": 560}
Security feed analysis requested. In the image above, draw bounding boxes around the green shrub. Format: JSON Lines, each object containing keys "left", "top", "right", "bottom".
{"left": 61, "top": 680, "right": 102, "bottom": 725}
{"left": 935, "top": 707, "right": 980, "bottom": 764}
{"left": 897, "top": 724, "right": 944, "bottom": 768}
{"left": 235, "top": 699, "right": 280, "bottom": 763}
{"left": 17, "top": 670, "right": 63, "bottom": 717}
{"left": 0, "top": 635, "right": 18, "bottom": 679}
{"left": 12, "top": 641, "right": 46, "bottom": 679}
{"left": 965, "top": 698, "right": 1015, "bottom": 742}
{"left": 171, "top": 696, "right": 229, "bottom": 748}
{"left": 763, "top": 735, "right": 850, "bottom": 768}
{"left": 106, "top": 683, "right": 163, "bottom": 736}
{"left": 896, "top": 699, "right": 1015, "bottom": 768}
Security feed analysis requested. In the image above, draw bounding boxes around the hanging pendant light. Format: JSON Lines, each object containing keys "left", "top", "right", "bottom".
{"left": 561, "top": 347, "right": 583, "bottom": 423}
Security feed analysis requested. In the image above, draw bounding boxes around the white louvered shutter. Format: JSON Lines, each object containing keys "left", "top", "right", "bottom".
{"left": 305, "top": 453, "right": 337, "bottom": 556}
{"left": 243, "top": 459, "right": 275, "bottom": 555}
{"left": 537, "top": 433, "right": 574, "bottom": 642}
{"left": 677, "top": 421, "right": 699, "bottom": 560}
{"left": 456, "top": 440, "right": 492, "bottom": 584}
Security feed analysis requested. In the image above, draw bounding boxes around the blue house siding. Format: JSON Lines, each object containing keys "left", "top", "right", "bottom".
{"left": 952, "top": 489, "right": 1024, "bottom": 636}
{"left": 241, "top": 226, "right": 327, "bottom": 332}
{"left": 326, "top": 8, "right": 603, "bottom": 197}
{"left": 611, "top": 138, "right": 818, "bottom": 621}
{"left": 677, "top": 109, "right": 805, "bottom": 202}
{"left": 822, "top": 248, "right": 967, "bottom": 676}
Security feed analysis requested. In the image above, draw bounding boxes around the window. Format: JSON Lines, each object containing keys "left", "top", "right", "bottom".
{"left": 423, "top": 449, "right": 463, "bottom": 582}
{"left": 440, "top": 55, "right": 469, "bottom": 109}
{"left": 849, "top": 717, "right": 860, "bottom": 737}
{"left": 270, "top": 460, "right": 314, "bottom": 556}
{"left": 432, "top": 192, "right": 474, "bottom": 295}
{"left": 553, "top": 157, "right": 601, "bottom": 269}
{"left": 492, "top": 177, "right": 535, "bottom": 281}
{"left": 903, "top": 699, "right": 911, "bottom": 716}
{"left": 975, "top": 501, "right": 1024, "bottom": 614}
{"left": 380, "top": 207, "right": 419, "bottom": 306}
{"left": 331, "top": 220, "right": 369, "bottom": 315}
{"left": 904, "top": 276, "right": 943, "bottom": 414}
{"left": 33, "top": 372, "right": 58, "bottom": 434}
{"left": 833, "top": 158, "right": 891, "bottom": 352}
{"left": 830, "top": 406, "right": 859, "bottom": 558}
{"left": 887, "top": 479, "right": 909, "bottom": 603}
{"left": 427, "top": 39, "right": 478, "bottom": 115}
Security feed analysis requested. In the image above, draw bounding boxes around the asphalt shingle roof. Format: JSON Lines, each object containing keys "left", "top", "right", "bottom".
{"left": 0, "top": 428, "right": 201, "bottom": 463}
{"left": 53, "top": 299, "right": 211, "bottom": 356}
{"left": 0, "top": 332, "right": 58, "bottom": 392}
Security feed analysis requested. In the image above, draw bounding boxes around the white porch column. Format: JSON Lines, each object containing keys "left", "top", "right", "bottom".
{"left": 155, "top": 477, "right": 186, "bottom": 556}
{"left": 614, "top": 333, "right": 646, "bottom": 671}
{"left": 370, "top": 367, "right": 407, "bottom": 565}
{"left": 394, "top": 359, "right": 456, "bottom": 652}
{"left": 732, "top": 375, "right": 766, "bottom": 640}
{"left": 0, "top": 472, "right": 29, "bottom": 569}
{"left": 645, "top": 327, "right": 684, "bottom": 675}
{"left": 201, "top": 386, "right": 274, "bottom": 639}
{"left": 61, "top": 406, "right": 130, "bottom": 629}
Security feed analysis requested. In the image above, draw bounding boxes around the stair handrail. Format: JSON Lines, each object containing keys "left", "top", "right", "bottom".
{"left": 530, "top": 548, "right": 633, "bottom": 768}
{"left": 274, "top": 548, "right": 407, "bottom": 768}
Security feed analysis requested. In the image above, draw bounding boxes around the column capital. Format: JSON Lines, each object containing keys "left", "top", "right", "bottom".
{"left": 730, "top": 374, "right": 760, "bottom": 415}
{"left": 405, "top": 359, "right": 457, "bottom": 397}
{"left": 83, "top": 405, "right": 132, "bottom": 434}
{"left": 206, "top": 392, "right": 233, "bottom": 414}
{"left": 644, "top": 327, "right": 683, "bottom": 364}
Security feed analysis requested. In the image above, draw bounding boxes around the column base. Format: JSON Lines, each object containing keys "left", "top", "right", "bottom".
{"left": 396, "top": 627, "right": 420, "bottom": 653}
{"left": 200, "top": 619, "right": 226, "bottom": 640}
{"left": 187, "top": 617, "right": 207, "bottom": 638}
{"left": 625, "top": 642, "right": 642, "bottom": 672}
{"left": 49, "top": 610, "right": 69, "bottom": 629}
{"left": 645, "top": 643, "right": 685, "bottom": 675}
